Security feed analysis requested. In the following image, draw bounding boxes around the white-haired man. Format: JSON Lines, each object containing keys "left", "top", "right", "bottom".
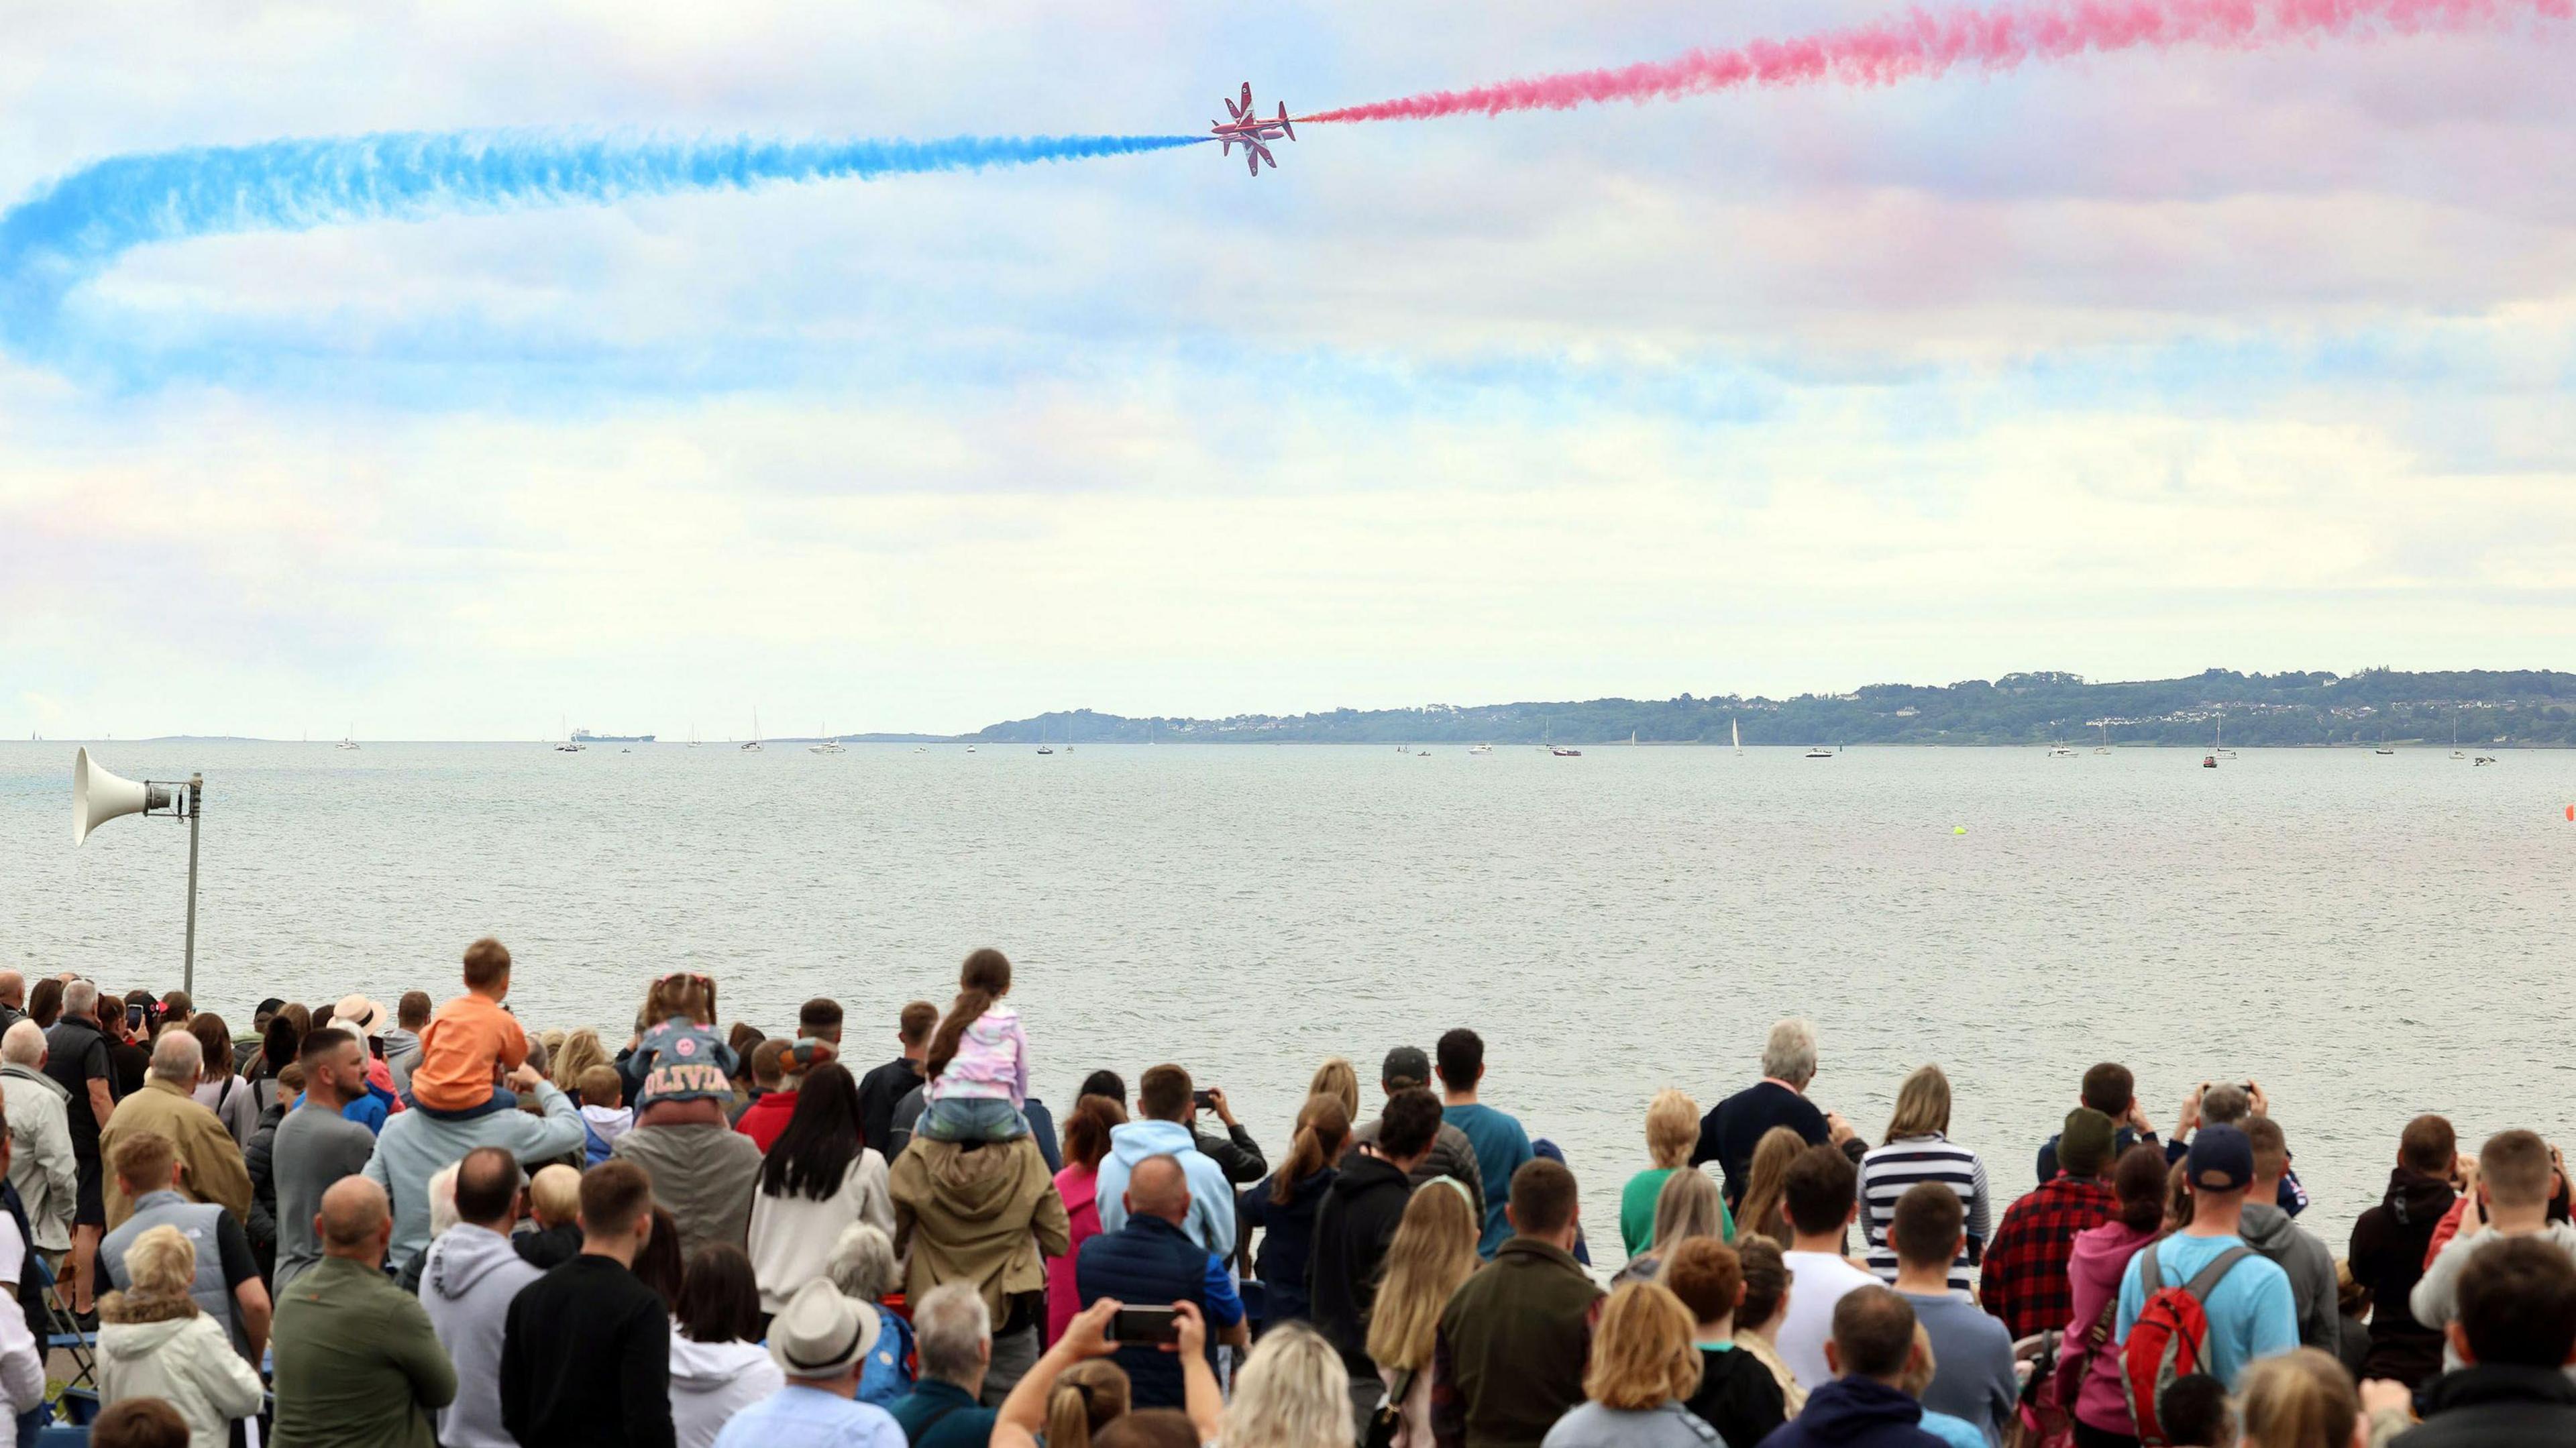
{"left": 1, "top": 1021, "right": 76, "bottom": 1258}
{"left": 1692, "top": 1017, "right": 1867, "bottom": 1208}
{"left": 97, "top": 1028, "right": 252, "bottom": 1230}
{"left": 890, "top": 1282, "right": 998, "bottom": 1442}
{"left": 43, "top": 979, "right": 119, "bottom": 1309}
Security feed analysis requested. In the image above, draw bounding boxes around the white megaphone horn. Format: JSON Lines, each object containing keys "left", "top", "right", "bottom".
{"left": 73, "top": 747, "right": 172, "bottom": 846}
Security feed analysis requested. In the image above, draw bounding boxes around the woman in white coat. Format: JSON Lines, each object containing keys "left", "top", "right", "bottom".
{"left": 97, "top": 1225, "right": 265, "bottom": 1448}
{"left": 669, "top": 1245, "right": 786, "bottom": 1448}
{"left": 747, "top": 1062, "right": 894, "bottom": 1313}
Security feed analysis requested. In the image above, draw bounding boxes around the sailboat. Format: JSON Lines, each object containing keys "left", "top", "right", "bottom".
{"left": 740, "top": 710, "right": 763, "bottom": 753}
{"left": 688, "top": 723, "right": 700, "bottom": 748}
{"left": 1035, "top": 719, "right": 1053, "bottom": 755}
{"left": 1544, "top": 718, "right": 1580, "bottom": 757}
{"left": 2094, "top": 720, "right": 2111, "bottom": 755}
{"left": 2214, "top": 710, "right": 2236, "bottom": 759}
{"left": 2450, "top": 710, "right": 2465, "bottom": 760}
{"left": 337, "top": 722, "right": 360, "bottom": 751}
{"left": 809, "top": 724, "right": 845, "bottom": 755}
{"left": 1628, "top": 730, "right": 1639, "bottom": 746}
{"left": 555, "top": 715, "right": 583, "bottom": 752}
{"left": 1733, "top": 716, "right": 1742, "bottom": 756}
{"left": 2375, "top": 728, "right": 2394, "bottom": 757}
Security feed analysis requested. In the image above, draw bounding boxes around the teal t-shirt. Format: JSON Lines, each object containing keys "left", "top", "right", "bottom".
{"left": 2113, "top": 1231, "right": 2300, "bottom": 1388}
{"left": 1444, "top": 1102, "right": 1533, "bottom": 1256}
{"left": 1621, "top": 1168, "right": 1676, "bottom": 1257}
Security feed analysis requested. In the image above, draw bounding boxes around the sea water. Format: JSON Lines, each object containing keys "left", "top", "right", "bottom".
{"left": 4, "top": 739, "right": 2569, "bottom": 1256}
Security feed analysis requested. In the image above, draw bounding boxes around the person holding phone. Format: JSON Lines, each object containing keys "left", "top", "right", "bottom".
{"left": 1073, "top": 1154, "right": 1248, "bottom": 1408}
{"left": 1189, "top": 1087, "right": 1269, "bottom": 1188}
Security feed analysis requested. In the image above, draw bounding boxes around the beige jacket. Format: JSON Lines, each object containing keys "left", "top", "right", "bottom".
{"left": 888, "top": 1135, "right": 1069, "bottom": 1321}
{"left": 99, "top": 1078, "right": 254, "bottom": 1231}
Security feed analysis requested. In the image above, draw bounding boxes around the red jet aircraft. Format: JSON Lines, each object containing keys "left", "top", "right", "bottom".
{"left": 1211, "top": 83, "right": 1295, "bottom": 176}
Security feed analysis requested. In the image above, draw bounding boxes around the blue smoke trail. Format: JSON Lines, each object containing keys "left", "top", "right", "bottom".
{"left": 0, "top": 128, "right": 1207, "bottom": 362}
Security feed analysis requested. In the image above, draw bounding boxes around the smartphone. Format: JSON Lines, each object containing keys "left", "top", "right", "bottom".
{"left": 126, "top": 1003, "right": 145, "bottom": 1029}
{"left": 1112, "top": 1306, "right": 1181, "bottom": 1346}
{"left": 1192, "top": 1089, "right": 1216, "bottom": 1111}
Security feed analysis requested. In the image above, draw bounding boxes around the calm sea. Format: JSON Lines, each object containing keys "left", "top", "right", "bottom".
{"left": 5, "top": 739, "right": 2571, "bottom": 1258}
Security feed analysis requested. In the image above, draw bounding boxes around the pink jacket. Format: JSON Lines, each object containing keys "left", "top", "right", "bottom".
{"left": 2067, "top": 1219, "right": 2157, "bottom": 1433}
{"left": 1046, "top": 1165, "right": 1102, "bottom": 1345}
{"left": 925, "top": 1005, "right": 1031, "bottom": 1108}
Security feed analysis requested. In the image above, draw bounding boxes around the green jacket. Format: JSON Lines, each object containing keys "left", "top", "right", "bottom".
{"left": 1433, "top": 1237, "right": 1605, "bottom": 1448}
{"left": 270, "top": 1254, "right": 457, "bottom": 1448}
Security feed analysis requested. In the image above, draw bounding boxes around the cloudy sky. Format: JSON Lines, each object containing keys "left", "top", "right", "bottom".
{"left": 4, "top": 0, "right": 2571, "bottom": 739}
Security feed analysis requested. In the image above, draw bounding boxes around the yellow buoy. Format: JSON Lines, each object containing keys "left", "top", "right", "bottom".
{"left": 1953, "top": 826, "right": 1967, "bottom": 835}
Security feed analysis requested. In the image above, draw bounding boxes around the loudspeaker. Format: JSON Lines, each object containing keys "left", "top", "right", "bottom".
{"left": 73, "top": 747, "right": 169, "bottom": 846}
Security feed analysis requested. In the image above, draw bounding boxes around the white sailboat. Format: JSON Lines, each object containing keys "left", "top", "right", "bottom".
{"left": 2215, "top": 710, "right": 2236, "bottom": 759}
{"left": 741, "top": 710, "right": 763, "bottom": 752}
{"left": 1035, "top": 719, "right": 1053, "bottom": 755}
{"left": 1732, "top": 716, "right": 1741, "bottom": 755}
{"left": 555, "top": 714, "right": 583, "bottom": 752}
{"left": 2450, "top": 710, "right": 2465, "bottom": 760}
{"left": 2094, "top": 720, "right": 2111, "bottom": 755}
{"left": 810, "top": 723, "right": 845, "bottom": 755}
{"left": 337, "top": 722, "right": 360, "bottom": 751}
{"left": 1544, "top": 718, "right": 1580, "bottom": 757}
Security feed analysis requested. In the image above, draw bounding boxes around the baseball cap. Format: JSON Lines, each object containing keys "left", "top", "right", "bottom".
{"left": 2188, "top": 1124, "right": 2255, "bottom": 1192}
{"left": 1381, "top": 1046, "right": 1431, "bottom": 1091}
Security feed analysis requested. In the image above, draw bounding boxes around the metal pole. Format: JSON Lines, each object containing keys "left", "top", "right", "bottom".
{"left": 183, "top": 774, "right": 202, "bottom": 997}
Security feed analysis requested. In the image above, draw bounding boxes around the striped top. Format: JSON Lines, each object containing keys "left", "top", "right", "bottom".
{"left": 1858, "top": 1133, "right": 1992, "bottom": 1292}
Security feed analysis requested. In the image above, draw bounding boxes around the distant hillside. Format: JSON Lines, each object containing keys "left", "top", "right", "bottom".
{"left": 963, "top": 669, "right": 2576, "bottom": 747}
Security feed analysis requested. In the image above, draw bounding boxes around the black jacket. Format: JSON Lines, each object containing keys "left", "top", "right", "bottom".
{"left": 855, "top": 1056, "right": 923, "bottom": 1157}
{"left": 1240, "top": 1167, "right": 1336, "bottom": 1325}
{"left": 1690, "top": 1081, "right": 1864, "bottom": 1206}
{"left": 1194, "top": 1123, "right": 1269, "bottom": 1185}
{"left": 500, "top": 1255, "right": 674, "bottom": 1448}
{"left": 244, "top": 1099, "right": 285, "bottom": 1254}
{"left": 1307, "top": 1152, "right": 1415, "bottom": 1372}
{"left": 1754, "top": 1377, "right": 1945, "bottom": 1448}
{"left": 1684, "top": 1345, "right": 1786, "bottom": 1448}
{"left": 2351, "top": 1166, "right": 2457, "bottom": 1386}
{"left": 2390, "top": 1365, "right": 2576, "bottom": 1448}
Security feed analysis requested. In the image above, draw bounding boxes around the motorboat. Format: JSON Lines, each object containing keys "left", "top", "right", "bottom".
{"left": 2047, "top": 744, "right": 2078, "bottom": 759}
{"left": 1804, "top": 746, "right": 1833, "bottom": 759}
{"left": 1470, "top": 742, "right": 1493, "bottom": 755}
{"left": 2203, "top": 754, "right": 2218, "bottom": 769}
{"left": 1551, "top": 746, "right": 1582, "bottom": 757}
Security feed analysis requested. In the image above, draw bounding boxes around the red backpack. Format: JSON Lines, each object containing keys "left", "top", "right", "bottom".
{"left": 2120, "top": 1240, "right": 2255, "bottom": 1448}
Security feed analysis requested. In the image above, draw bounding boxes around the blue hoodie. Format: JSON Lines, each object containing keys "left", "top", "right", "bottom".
{"left": 1755, "top": 1377, "right": 1947, "bottom": 1448}
{"left": 1095, "top": 1119, "right": 1236, "bottom": 1260}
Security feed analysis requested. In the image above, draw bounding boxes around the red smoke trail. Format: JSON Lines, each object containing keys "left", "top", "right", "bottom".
{"left": 1299, "top": 0, "right": 2569, "bottom": 122}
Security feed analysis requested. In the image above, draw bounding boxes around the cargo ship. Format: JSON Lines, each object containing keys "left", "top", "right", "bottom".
{"left": 570, "top": 729, "right": 656, "bottom": 744}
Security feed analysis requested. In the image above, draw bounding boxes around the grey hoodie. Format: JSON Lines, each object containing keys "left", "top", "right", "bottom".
{"left": 2410, "top": 1221, "right": 2576, "bottom": 1376}
{"left": 2239, "top": 1201, "right": 2340, "bottom": 1355}
{"left": 381, "top": 1027, "right": 424, "bottom": 1097}
{"left": 419, "top": 1223, "right": 545, "bottom": 1448}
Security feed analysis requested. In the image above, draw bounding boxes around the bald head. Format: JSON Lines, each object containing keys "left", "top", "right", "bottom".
{"left": 1, "top": 1020, "right": 44, "bottom": 1069}
{"left": 319, "top": 1176, "right": 392, "bottom": 1265}
{"left": 148, "top": 1028, "right": 203, "bottom": 1089}
{"left": 1125, "top": 1154, "right": 1191, "bottom": 1225}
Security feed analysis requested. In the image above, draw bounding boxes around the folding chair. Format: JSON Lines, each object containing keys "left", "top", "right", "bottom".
{"left": 29, "top": 1254, "right": 97, "bottom": 1398}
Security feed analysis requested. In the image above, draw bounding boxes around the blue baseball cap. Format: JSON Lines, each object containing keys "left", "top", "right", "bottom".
{"left": 2188, "top": 1124, "right": 2256, "bottom": 1192}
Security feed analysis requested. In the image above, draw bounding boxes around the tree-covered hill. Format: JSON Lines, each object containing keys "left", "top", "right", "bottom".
{"left": 952, "top": 669, "right": 2576, "bottom": 746}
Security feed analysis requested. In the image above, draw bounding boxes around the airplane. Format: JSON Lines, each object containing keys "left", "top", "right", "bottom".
{"left": 1210, "top": 82, "right": 1295, "bottom": 176}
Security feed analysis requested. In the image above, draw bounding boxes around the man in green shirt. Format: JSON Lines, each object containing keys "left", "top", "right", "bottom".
{"left": 270, "top": 1175, "right": 457, "bottom": 1448}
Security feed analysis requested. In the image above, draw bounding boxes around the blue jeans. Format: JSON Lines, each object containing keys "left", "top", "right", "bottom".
{"left": 917, "top": 1097, "right": 1029, "bottom": 1143}
{"left": 402, "top": 1087, "right": 519, "bottom": 1121}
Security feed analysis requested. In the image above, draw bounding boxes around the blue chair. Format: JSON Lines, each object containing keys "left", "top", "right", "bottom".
{"left": 32, "top": 1425, "right": 85, "bottom": 1447}
{"left": 28, "top": 1255, "right": 97, "bottom": 1396}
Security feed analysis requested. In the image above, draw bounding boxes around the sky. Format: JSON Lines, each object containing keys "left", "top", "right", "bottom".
{"left": 3, "top": 0, "right": 2573, "bottom": 740}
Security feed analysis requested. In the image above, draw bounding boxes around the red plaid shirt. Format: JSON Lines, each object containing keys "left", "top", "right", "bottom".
{"left": 1978, "top": 1173, "right": 2121, "bottom": 1341}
